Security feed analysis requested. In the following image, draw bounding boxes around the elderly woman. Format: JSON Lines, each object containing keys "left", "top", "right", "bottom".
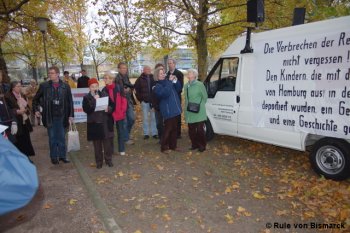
{"left": 184, "top": 69, "right": 208, "bottom": 152}
{"left": 5, "top": 81, "right": 35, "bottom": 162}
{"left": 153, "top": 67, "right": 182, "bottom": 153}
{"left": 102, "top": 72, "right": 127, "bottom": 156}
{"left": 25, "top": 79, "right": 41, "bottom": 126}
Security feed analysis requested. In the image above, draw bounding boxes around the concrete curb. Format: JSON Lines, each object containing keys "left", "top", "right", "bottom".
{"left": 70, "top": 152, "right": 122, "bottom": 233}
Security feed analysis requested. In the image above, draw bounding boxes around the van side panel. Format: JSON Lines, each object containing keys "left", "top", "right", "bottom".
{"left": 237, "top": 55, "right": 304, "bottom": 150}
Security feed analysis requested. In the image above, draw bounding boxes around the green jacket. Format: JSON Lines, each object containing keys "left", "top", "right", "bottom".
{"left": 184, "top": 80, "right": 208, "bottom": 124}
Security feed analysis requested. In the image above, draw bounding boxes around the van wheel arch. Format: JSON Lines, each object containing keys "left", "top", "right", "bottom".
{"left": 309, "top": 137, "right": 350, "bottom": 180}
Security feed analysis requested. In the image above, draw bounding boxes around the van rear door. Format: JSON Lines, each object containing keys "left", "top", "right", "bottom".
{"left": 205, "top": 56, "right": 241, "bottom": 136}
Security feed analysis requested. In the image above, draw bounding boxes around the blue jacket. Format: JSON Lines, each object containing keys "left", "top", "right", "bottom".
{"left": 153, "top": 79, "right": 182, "bottom": 120}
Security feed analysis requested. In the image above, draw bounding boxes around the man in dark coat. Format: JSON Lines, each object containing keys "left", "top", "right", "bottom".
{"left": 77, "top": 69, "right": 90, "bottom": 88}
{"left": 33, "top": 66, "right": 74, "bottom": 165}
{"left": 166, "top": 58, "right": 184, "bottom": 138}
{"left": 115, "top": 62, "right": 135, "bottom": 145}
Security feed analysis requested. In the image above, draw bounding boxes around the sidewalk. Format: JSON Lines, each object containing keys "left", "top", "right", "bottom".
{"left": 0, "top": 126, "right": 106, "bottom": 233}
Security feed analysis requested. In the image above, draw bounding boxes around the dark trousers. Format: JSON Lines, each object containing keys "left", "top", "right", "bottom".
{"left": 155, "top": 110, "right": 164, "bottom": 139}
{"left": 177, "top": 95, "right": 182, "bottom": 137}
{"left": 47, "top": 117, "right": 66, "bottom": 159}
{"left": 161, "top": 116, "right": 178, "bottom": 151}
{"left": 188, "top": 121, "right": 206, "bottom": 150}
{"left": 93, "top": 137, "right": 113, "bottom": 166}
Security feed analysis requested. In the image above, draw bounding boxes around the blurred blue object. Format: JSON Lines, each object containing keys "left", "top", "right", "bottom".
{"left": 0, "top": 136, "right": 39, "bottom": 215}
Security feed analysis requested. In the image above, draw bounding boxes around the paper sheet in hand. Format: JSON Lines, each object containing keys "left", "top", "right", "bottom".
{"left": 95, "top": 97, "right": 109, "bottom": 112}
{"left": 0, "top": 124, "right": 8, "bottom": 134}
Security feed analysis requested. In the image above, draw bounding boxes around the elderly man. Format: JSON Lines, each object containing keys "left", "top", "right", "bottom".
{"left": 135, "top": 65, "right": 157, "bottom": 139}
{"left": 166, "top": 58, "right": 184, "bottom": 138}
{"left": 33, "top": 66, "right": 74, "bottom": 165}
{"left": 116, "top": 62, "right": 135, "bottom": 145}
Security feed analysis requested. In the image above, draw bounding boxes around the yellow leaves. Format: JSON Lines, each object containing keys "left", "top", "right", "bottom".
{"left": 224, "top": 187, "right": 232, "bottom": 194}
{"left": 276, "top": 210, "right": 288, "bottom": 216}
{"left": 237, "top": 206, "right": 252, "bottom": 217}
{"left": 155, "top": 204, "right": 167, "bottom": 209}
{"left": 96, "top": 176, "right": 111, "bottom": 185}
{"left": 224, "top": 213, "right": 234, "bottom": 224}
{"left": 134, "top": 230, "right": 142, "bottom": 233}
{"left": 252, "top": 192, "right": 266, "bottom": 199}
{"left": 69, "top": 199, "right": 77, "bottom": 205}
{"left": 303, "top": 211, "right": 315, "bottom": 219}
{"left": 237, "top": 206, "right": 246, "bottom": 212}
{"left": 192, "top": 177, "right": 199, "bottom": 181}
{"left": 43, "top": 203, "right": 52, "bottom": 209}
{"left": 163, "top": 214, "right": 171, "bottom": 221}
{"left": 117, "top": 171, "right": 124, "bottom": 177}
{"left": 340, "top": 209, "right": 350, "bottom": 221}
{"left": 224, "top": 181, "right": 240, "bottom": 194}
{"left": 130, "top": 173, "right": 141, "bottom": 181}
{"left": 156, "top": 164, "right": 164, "bottom": 171}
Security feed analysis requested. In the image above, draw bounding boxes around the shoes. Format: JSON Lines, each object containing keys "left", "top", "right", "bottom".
{"left": 198, "top": 148, "right": 206, "bottom": 152}
{"left": 51, "top": 158, "right": 59, "bottom": 165}
{"left": 96, "top": 164, "right": 102, "bottom": 169}
{"left": 59, "top": 158, "right": 70, "bottom": 163}
{"left": 106, "top": 161, "right": 114, "bottom": 167}
{"left": 189, "top": 147, "right": 198, "bottom": 150}
{"left": 153, "top": 135, "right": 159, "bottom": 139}
{"left": 173, "top": 148, "right": 183, "bottom": 152}
{"left": 161, "top": 150, "right": 170, "bottom": 154}
{"left": 144, "top": 135, "right": 150, "bottom": 140}
{"left": 125, "top": 140, "right": 134, "bottom": 145}
{"left": 120, "top": 152, "right": 126, "bottom": 156}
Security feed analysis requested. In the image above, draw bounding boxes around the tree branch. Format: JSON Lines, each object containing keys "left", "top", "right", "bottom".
{"left": 205, "top": 3, "right": 246, "bottom": 17}
{"left": 207, "top": 19, "right": 245, "bottom": 31}
{"left": 144, "top": 17, "right": 191, "bottom": 36}
{"left": 0, "top": 0, "right": 30, "bottom": 16}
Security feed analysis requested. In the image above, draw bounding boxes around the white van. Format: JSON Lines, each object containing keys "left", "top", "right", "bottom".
{"left": 204, "top": 16, "right": 350, "bottom": 180}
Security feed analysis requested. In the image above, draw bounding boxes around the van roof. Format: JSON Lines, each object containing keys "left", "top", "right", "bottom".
{"left": 222, "top": 15, "right": 350, "bottom": 57}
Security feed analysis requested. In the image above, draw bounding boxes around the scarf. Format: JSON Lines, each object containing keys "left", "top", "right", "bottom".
{"left": 13, "top": 91, "right": 29, "bottom": 123}
{"left": 106, "top": 83, "right": 116, "bottom": 102}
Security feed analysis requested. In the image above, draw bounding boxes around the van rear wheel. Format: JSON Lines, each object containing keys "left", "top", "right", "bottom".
{"left": 205, "top": 119, "right": 214, "bottom": 141}
{"left": 309, "top": 138, "right": 350, "bottom": 180}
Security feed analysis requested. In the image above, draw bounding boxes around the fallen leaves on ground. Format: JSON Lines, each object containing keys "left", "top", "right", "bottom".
{"left": 224, "top": 213, "right": 234, "bottom": 224}
{"left": 252, "top": 192, "right": 266, "bottom": 199}
{"left": 69, "top": 199, "right": 77, "bottom": 205}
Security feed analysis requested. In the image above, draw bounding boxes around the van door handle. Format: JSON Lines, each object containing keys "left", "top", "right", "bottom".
{"left": 236, "top": 95, "right": 240, "bottom": 103}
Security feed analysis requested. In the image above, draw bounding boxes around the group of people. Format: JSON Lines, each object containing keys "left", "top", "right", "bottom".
{"left": 0, "top": 58, "right": 208, "bottom": 169}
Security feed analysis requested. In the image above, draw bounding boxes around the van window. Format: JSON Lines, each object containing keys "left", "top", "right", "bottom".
{"left": 206, "top": 57, "right": 239, "bottom": 97}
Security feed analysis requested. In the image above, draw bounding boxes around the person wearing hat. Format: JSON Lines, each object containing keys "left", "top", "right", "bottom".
{"left": 82, "top": 78, "right": 115, "bottom": 169}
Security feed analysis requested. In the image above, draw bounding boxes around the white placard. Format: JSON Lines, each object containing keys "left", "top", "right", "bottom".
{"left": 95, "top": 97, "right": 108, "bottom": 112}
{"left": 72, "top": 88, "right": 88, "bottom": 123}
{"left": 252, "top": 29, "right": 350, "bottom": 139}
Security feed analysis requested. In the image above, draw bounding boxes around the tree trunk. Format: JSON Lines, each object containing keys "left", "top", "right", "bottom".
{"left": 95, "top": 64, "right": 99, "bottom": 80}
{"left": 32, "top": 66, "right": 38, "bottom": 81}
{"left": 0, "top": 44, "right": 10, "bottom": 83}
{"left": 196, "top": 0, "right": 209, "bottom": 81}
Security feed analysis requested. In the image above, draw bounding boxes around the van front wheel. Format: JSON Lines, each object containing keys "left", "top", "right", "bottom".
{"left": 310, "top": 138, "right": 350, "bottom": 180}
{"left": 205, "top": 119, "right": 214, "bottom": 141}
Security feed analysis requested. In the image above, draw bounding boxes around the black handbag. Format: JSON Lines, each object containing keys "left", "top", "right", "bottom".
{"left": 186, "top": 86, "right": 202, "bottom": 113}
